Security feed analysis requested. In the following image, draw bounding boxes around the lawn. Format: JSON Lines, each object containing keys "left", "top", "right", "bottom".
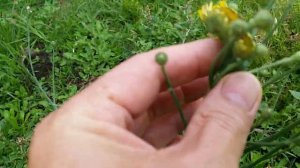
{"left": 0, "top": 0, "right": 300, "bottom": 167}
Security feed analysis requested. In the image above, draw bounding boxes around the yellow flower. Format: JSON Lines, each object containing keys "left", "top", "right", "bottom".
{"left": 198, "top": 2, "right": 213, "bottom": 20}
{"left": 198, "top": 0, "right": 239, "bottom": 23}
{"left": 233, "top": 34, "right": 256, "bottom": 58}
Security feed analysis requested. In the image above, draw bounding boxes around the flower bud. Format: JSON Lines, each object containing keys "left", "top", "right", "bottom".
{"left": 206, "top": 13, "right": 225, "bottom": 31}
{"left": 155, "top": 52, "right": 168, "bottom": 66}
{"left": 255, "top": 43, "right": 269, "bottom": 57}
{"left": 231, "top": 19, "right": 249, "bottom": 37}
{"left": 253, "top": 9, "right": 274, "bottom": 30}
{"left": 205, "top": 13, "right": 229, "bottom": 41}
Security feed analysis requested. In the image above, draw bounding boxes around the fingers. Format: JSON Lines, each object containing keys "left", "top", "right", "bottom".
{"left": 180, "top": 77, "right": 209, "bottom": 103}
{"left": 62, "top": 39, "right": 221, "bottom": 128}
{"left": 181, "top": 72, "right": 262, "bottom": 164}
{"left": 150, "top": 77, "right": 208, "bottom": 120}
{"left": 132, "top": 77, "right": 208, "bottom": 136}
{"left": 142, "top": 99, "right": 202, "bottom": 148}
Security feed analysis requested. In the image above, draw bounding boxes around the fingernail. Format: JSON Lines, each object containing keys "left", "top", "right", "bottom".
{"left": 221, "top": 72, "right": 261, "bottom": 111}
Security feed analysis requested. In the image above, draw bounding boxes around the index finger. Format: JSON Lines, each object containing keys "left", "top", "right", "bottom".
{"left": 64, "top": 39, "right": 221, "bottom": 127}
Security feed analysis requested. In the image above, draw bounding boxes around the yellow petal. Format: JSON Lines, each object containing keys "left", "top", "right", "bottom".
{"left": 234, "top": 34, "right": 256, "bottom": 58}
{"left": 242, "top": 34, "right": 255, "bottom": 51}
{"left": 220, "top": 7, "right": 239, "bottom": 22}
{"left": 198, "top": 2, "right": 213, "bottom": 20}
{"left": 198, "top": 0, "right": 239, "bottom": 22}
{"left": 198, "top": 8, "right": 204, "bottom": 20}
{"left": 218, "top": 0, "right": 228, "bottom": 7}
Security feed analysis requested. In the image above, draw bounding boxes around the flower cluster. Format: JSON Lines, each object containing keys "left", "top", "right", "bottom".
{"left": 198, "top": 0, "right": 274, "bottom": 59}
{"left": 198, "top": 0, "right": 274, "bottom": 87}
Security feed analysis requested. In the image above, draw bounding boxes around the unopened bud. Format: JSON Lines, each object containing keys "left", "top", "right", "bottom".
{"left": 253, "top": 10, "right": 274, "bottom": 30}
{"left": 155, "top": 52, "right": 168, "bottom": 66}
{"left": 231, "top": 19, "right": 249, "bottom": 37}
{"left": 204, "top": 13, "right": 230, "bottom": 42}
{"left": 205, "top": 13, "right": 227, "bottom": 34}
{"left": 255, "top": 43, "right": 269, "bottom": 57}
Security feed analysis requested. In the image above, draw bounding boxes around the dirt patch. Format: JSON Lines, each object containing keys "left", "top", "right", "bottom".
{"left": 24, "top": 43, "right": 52, "bottom": 79}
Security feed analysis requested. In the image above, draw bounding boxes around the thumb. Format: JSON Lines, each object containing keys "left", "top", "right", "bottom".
{"left": 182, "top": 72, "right": 262, "bottom": 165}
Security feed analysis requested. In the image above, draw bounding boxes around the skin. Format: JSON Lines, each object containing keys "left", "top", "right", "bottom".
{"left": 29, "top": 39, "right": 262, "bottom": 168}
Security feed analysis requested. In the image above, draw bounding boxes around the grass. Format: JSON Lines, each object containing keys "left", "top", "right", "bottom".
{"left": 0, "top": 0, "right": 299, "bottom": 167}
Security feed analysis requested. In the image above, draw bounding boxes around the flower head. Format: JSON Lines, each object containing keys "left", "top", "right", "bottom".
{"left": 198, "top": 0, "right": 239, "bottom": 23}
{"left": 233, "top": 34, "right": 256, "bottom": 58}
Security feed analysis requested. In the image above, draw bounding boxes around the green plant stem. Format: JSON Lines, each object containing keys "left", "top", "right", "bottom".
{"left": 209, "top": 38, "right": 235, "bottom": 88}
{"left": 250, "top": 56, "right": 295, "bottom": 73}
{"left": 271, "top": 78, "right": 287, "bottom": 110}
{"left": 288, "top": 158, "right": 297, "bottom": 168}
{"left": 23, "top": 66, "right": 57, "bottom": 110}
{"left": 217, "top": 62, "right": 239, "bottom": 79}
{"left": 247, "top": 135, "right": 300, "bottom": 147}
{"left": 26, "top": 21, "right": 37, "bottom": 76}
{"left": 161, "top": 65, "right": 187, "bottom": 130}
{"left": 262, "top": 68, "right": 295, "bottom": 87}
{"left": 252, "top": 78, "right": 287, "bottom": 128}
{"left": 241, "top": 145, "right": 288, "bottom": 168}
{"left": 243, "top": 133, "right": 300, "bottom": 168}
{"left": 245, "top": 118, "right": 300, "bottom": 153}
{"left": 51, "top": 48, "right": 56, "bottom": 105}
{"left": 26, "top": 15, "right": 57, "bottom": 110}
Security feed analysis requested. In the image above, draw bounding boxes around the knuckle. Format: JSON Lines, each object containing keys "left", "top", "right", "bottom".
{"left": 208, "top": 109, "right": 246, "bottom": 133}
{"left": 195, "top": 105, "right": 249, "bottom": 134}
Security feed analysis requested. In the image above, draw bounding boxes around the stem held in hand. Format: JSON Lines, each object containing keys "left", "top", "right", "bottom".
{"left": 155, "top": 52, "right": 188, "bottom": 131}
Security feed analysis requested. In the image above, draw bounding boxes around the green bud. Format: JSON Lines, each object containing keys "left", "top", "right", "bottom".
{"left": 253, "top": 9, "right": 274, "bottom": 30}
{"left": 231, "top": 19, "right": 249, "bottom": 37}
{"left": 205, "top": 13, "right": 229, "bottom": 42}
{"left": 155, "top": 52, "right": 168, "bottom": 66}
{"left": 206, "top": 13, "right": 224, "bottom": 31}
{"left": 255, "top": 43, "right": 269, "bottom": 57}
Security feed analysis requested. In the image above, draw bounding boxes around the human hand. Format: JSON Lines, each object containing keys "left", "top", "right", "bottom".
{"left": 29, "top": 39, "right": 262, "bottom": 168}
